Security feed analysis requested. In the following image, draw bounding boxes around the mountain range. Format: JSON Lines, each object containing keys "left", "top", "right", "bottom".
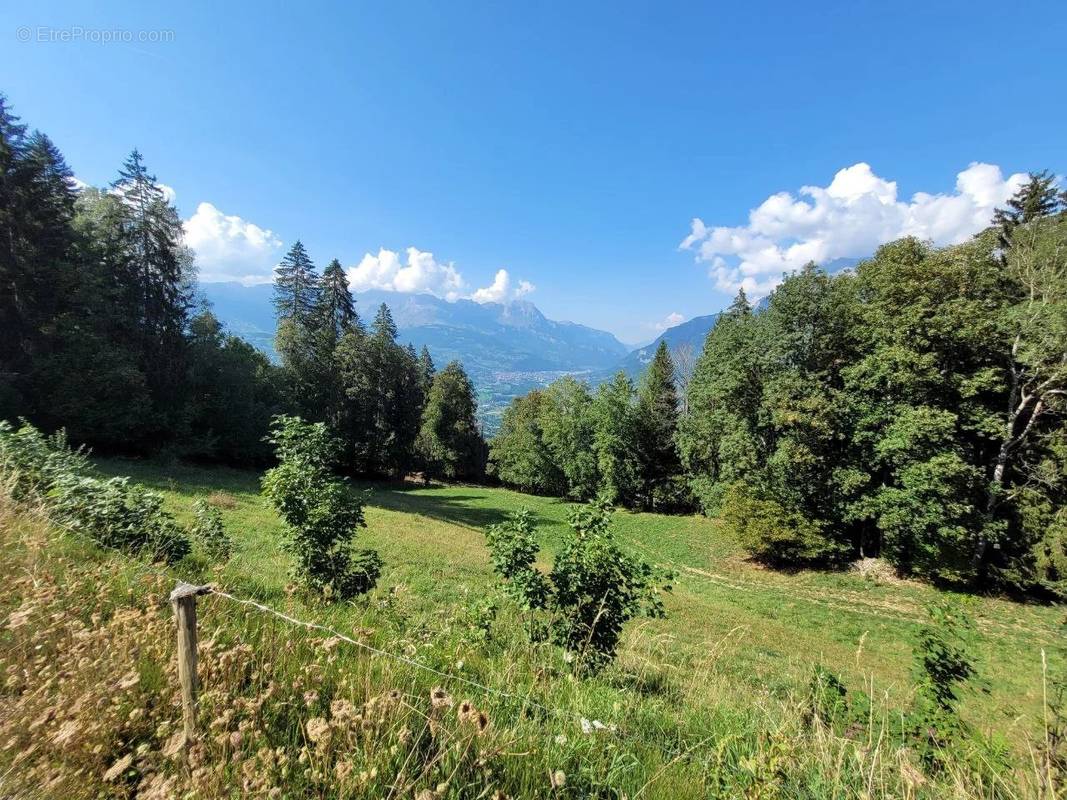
{"left": 201, "top": 258, "right": 860, "bottom": 433}
{"left": 200, "top": 283, "right": 629, "bottom": 432}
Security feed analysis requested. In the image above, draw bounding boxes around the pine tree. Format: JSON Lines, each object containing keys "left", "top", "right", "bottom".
{"left": 0, "top": 105, "right": 75, "bottom": 417}
{"left": 317, "top": 258, "right": 357, "bottom": 337}
{"left": 417, "top": 361, "right": 485, "bottom": 480}
{"left": 110, "top": 149, "right": 191, "bottom": 440}
{"left": 994, "top": 170, "right": 1065, "bottom": 250}
{"left": 636, "top": 340, "right": 683, "bottom": 509}
{"left": 273, "top": 240, "right": 319, "bottom": 322}
{"left": 372, "top": 302, "right": 398, "bottom": 340}
{"left": 417, "top": 345, "right": 436, "bottom": 397}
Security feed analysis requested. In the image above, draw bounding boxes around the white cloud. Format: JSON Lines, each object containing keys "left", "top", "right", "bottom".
{"left": 347, "top": 247, "right": 467, "bottom": 300}
{"left": 470, "top": 269, "right": 535, "bottom": 304}
{"left": 347, "top": 250, "right": 535, "bottom": 304}
{"left": 680, "top": 162, "right": 1028, "bottom": 296}
{"left": 647, "top": 311, "right": 685, "bottom": 331}
{"left": 183, "top": 201, "right": 284, "bottom": 285}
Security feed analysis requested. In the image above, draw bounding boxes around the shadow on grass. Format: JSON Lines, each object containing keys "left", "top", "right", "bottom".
{"left": 92, "top": 457, "right": 562, "bottom": 537}
{"left": 357, "top": 481, "right": 554, "bottom": 533}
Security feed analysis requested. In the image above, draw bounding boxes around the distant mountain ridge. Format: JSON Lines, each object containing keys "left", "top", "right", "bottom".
{"left": 199, "top": 282, "right": 628, "bottom": 432}
{"left": 601, "top": 256, "right": 862, "bottom": 381}
{"left": 200, "top": 257, "right": 861, "bottom": 431}
{"left": 199, "top": 283, "right": 627, "bottom": 372}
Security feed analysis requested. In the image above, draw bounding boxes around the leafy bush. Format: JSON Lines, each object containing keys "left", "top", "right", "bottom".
{"left": 261, "top": 415, "right": 380, "bottom": 599}
{"left": 908, "top": 601, "right": 978, "bottom": 765}
{"left": 485, "top": 499, "right": 670, "bottom": 672}
{"left": 0, "top": 419, "right": 88, "bottom": 501}
{"left": 49, "top": 473, "right": 190, "bottom": 563}
{"left": 720, "top": 481, "right": 843, "bottom": 565}
{"left": 484, "top": 508, "right": 549, "bottom": 609}
{"left": 550, "top": 500, "right": 669, "bottom": 670}
{"left": 190, "top": 498, "right": 234, "bottom": 561}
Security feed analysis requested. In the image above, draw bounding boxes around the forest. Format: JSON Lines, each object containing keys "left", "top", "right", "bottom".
{"left": 490, "top": 177, "right": 1067, "bottom": 598}
{"left": 1, "top": 92, "right": 1065, "bottom": 601}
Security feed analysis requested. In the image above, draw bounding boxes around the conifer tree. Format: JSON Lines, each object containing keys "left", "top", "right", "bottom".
{"left": 677, "top": 289, "right": 762, "bottom": 512}
{"left": 636, "top": 340, "right": 683, "bottom": 509}
{"left": 110, "top": 149, "right": 191, "bottom": 439}
{"left": 273, "top": 240, "right": 319, "bottom": 323}
{"left": 993, "top": 170, "right": 1065, "bottom": 250}
{"left": 417, "top": 345, "right": 436, "bottom": 397}
{"left": 372, "top": 302, "right": 398, "bottom": 339}
{"left": 317, "top": 258, "right": 357, "bottom": 337}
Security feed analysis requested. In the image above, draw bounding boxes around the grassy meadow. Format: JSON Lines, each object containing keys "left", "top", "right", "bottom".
{"left": 96, "top": 458, "right": 1064, "bottom": 747}
{"left": 1, "top": 455, "right": 1064, "bottom": 798}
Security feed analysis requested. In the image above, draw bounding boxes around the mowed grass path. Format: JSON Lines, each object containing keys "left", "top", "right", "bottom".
{"left": 96, "top": 457, "right": 1064, "bottom": 745}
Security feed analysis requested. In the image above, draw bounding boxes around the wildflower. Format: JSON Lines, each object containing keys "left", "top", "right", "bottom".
{"left": 303, "top": 691, "right": 319, "bottom": 708}
{"left": 334, "top": 760, "right": 353, "bottom": 781}
{"left": 458, "top": 702, "right": 489, "bottom": 734}
{"left": 430, "top": 687, "right": 453, "bottom": 709}
{"left": 330, "top": 699, "right": 355, "bottom": 722}
{"left": 579, "top": 717, "right": 611, "bottom": 734}
{"left": 305, "top": 717, "right": 330, "bottom": 744}
{"left": 550, "top": 769, "right": 566, "bottom": 789}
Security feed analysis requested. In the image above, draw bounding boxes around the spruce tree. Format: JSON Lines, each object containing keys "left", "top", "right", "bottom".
{"left": 636, "top": 340, "right": 683, "bottom": 509}
{"left": 111, "top": 149, "right": 190, "bottom": 441}
{"left": 372, "top": 302, "right": 398, "bottom": 339}
{"left": 993, "top": 170, "right": 1065, "bottom": 250}
{"left": 317, "top": 257, "right": 357, "bottom": 337}
{"left": 417, "top": 345, "right": 436, "bottom": 397}
{"left": 273, "top": 240, "right": 319, "bottom": 323}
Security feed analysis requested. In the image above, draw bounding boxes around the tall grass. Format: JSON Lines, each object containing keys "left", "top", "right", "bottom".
{"left": 0, "top": 482, "right": 1059, "bottom": 798}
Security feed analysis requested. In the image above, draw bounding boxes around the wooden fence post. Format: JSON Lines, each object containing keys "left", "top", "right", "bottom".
{"left": 170, "top": 582, "right": 212, "bottom": 754}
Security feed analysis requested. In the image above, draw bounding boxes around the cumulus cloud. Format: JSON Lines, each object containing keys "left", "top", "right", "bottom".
{"left": 183, "top": 202, "right": 284, "bottom": 285}
{"left": 647, "top": 311, "right": 685, "bottom": 332}
{"left": 680, "top": 162, "right": 1028, "bottom": 296}
{"left": 347, "top": 247, "right": 467, "bottom": 300}
{"left": 176, "top": 194, "right": 536, "bottom": 302}
{"left": 347, "top": 250, "right": 534, "bottom": 304}
{"left": 470, "top": 269, "right": 536, "bottom": 304}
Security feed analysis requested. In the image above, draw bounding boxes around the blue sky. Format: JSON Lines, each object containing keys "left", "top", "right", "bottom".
{"left": 3, "top": 1, "right": 1065, "bottom": 343}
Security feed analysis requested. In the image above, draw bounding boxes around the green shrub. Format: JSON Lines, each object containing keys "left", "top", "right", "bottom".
{"left": 720, "top": 481, "right": 841, "bottom": 564}
{"left": 550, "top": 500, "right": 669, "bottom": 671}
{"left": 0, "top": 419, "right": 88, "bottom": 501}
{"left": 908, "top": 601, "right": 977, "bottom": 766}
{"left": 484, "top": 507, "right": 549, "bottom": 609}
{"left": 485, "top": 499, "right": 670, "bottom": 672}
{"left": 261, "top": 415, "right": 380, "bottom": 599}
{"left": 49, "top": 473, "right": 190, "bottom": 563}
{"left": 190, "top": 498, "right": 234, "bottom": 561}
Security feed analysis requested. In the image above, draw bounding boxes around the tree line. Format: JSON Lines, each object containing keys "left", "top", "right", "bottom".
{"left": 490, "top": 174, "right": 1067, "bottom": 598}
{"left": 0, "top": 94, "right": 485, "bottom": 480}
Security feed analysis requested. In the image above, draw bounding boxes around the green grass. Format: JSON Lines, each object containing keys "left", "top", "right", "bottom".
{"left": 95, "top": 455, "right": 1065, "bottom": 751}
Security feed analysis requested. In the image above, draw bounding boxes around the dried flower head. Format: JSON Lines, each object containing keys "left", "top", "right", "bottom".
{"left": 430, "top": 687, "right": 453, "bottom": 710}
